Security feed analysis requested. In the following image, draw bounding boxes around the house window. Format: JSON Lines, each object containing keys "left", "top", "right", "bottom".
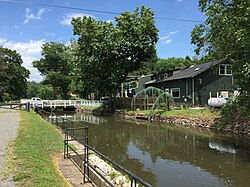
{"left": 219, "top": 64, "right": 232, "bottom": 75}
{"left": 171, "top": 88, "right": 180, "bottom": 98}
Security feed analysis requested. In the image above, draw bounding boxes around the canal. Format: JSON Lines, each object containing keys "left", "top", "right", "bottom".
{"left": 55, "top": 112, "right": 250, "bottom": 187}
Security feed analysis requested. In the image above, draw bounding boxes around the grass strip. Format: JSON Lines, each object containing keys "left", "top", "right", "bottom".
{"left": 80, "top": 105, "right": 98, "bottom": 110}
{"left": 159, "top": 108, "right": 219, "bottom": 120}
{"left": 127, "top": 108, "right": 219, "bottom": 120}
{"left": 12, "top": 110, "right": 70, "bottom": 187}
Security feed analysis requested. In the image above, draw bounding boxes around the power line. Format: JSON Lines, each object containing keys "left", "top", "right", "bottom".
{"left": 0, "top": 0, "right": 203, "bottom": 23}
{"left": 155, "top": 16, "right": 202, "bottom": 23}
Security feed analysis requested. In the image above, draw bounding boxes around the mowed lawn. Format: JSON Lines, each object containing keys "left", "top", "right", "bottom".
{"left": 127, "top": 108, "right": 219, "bottom": 120}
{"left": 8, "top": 110, "right": 70, "bottom": 187}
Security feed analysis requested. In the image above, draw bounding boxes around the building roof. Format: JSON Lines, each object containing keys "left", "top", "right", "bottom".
{"left": 145, "top": 59, "right": 225, "bottom": 85}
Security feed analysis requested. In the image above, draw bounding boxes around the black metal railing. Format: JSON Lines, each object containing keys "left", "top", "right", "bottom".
{"left": 38, "top": 109, "right": 152, "bottom": 187}
{"left": 64, "top": 128, "right": 152, "bottom": 187}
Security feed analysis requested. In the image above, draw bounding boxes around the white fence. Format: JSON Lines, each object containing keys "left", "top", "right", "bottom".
{"left": 39, "top": 100, "right": 102, "bottom": 109}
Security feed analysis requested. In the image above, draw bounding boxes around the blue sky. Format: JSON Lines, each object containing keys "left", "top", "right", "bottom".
{"left": 0, "top": 0, "right": 205, "bottom": 82}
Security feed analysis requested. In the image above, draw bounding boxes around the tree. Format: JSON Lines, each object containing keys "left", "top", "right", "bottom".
{"left": 37, "top": 85, "right": 54, "bottom": 100}
{"left": 26, "top": 81, "right": 55, "bottom": 100}
{"left": 33, "top": 42, "right": 71, "bottom": 99}
{"left": 130, "top": 56, "right": 158, "bottom": 76}
{"left": 71, "top": 6, "right": 158, "bottom": 110}
{"left": 26, "top": 81, "right": 41, "bottom": 98}
{"left": 155, "top": 57, "right": 193, "bottom": 73}
{"left": 191, "top": 0, "right": 250, "bottom": 120}
{"left": 0, "top": 47, "right": 29, "bottom": 101}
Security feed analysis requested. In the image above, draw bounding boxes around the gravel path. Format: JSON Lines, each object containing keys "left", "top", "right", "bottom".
{"left": 0, "top": 109, "right": 19, "bottom": 187}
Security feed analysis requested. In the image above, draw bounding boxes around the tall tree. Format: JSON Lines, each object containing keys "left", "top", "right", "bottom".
{"left": 191, "top": 0, "right": 250, "bottom": 119}
{"left": 26, "top": 81, "right": 41, "bottom": 98}
{"left": 155, "top": 57, "right": 193, "bottom": 73}
{"left": 0, "top": 47, "right": 29, "bottom": 101}
{"left": 33, "top": 42, "right": 71, "bottom": 99}
{"left": 72, "top": 6, "right": 158, "bottom": 109}
{"left": 130, "top": 56, "right": 158, "bottom": 76}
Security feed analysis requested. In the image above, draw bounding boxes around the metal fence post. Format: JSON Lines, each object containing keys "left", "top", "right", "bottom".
{"left": 64, "top": 131, "right": 67, "bottom": 159}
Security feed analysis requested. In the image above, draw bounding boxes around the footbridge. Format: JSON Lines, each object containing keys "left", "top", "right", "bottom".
{"left": 37, "top": 100, "right": 102, "bottom": 110}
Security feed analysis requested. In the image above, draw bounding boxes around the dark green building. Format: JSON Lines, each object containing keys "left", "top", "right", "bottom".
{"left": 145, "top": 59, "right": 235, "bottom": 106}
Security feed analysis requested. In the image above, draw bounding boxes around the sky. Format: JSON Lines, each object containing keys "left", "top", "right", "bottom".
{"left": 0, "top": 0, "right": 206, "bottom": 82}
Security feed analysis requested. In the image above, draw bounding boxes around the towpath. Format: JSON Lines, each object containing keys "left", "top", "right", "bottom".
{"left": 0, "top": 108, "right": 18, "bottom": 187}
{"left": 0, "top": 108, "right": 94, "bottom": 187}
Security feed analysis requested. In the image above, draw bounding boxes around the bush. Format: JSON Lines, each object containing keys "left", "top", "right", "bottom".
{"left": 220, "top": 94, "right": 250, "bottom": 128}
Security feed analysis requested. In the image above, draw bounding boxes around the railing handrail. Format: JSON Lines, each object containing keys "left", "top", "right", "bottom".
{"left": 64, "top": 128, "right": 152, "bottom": 187}
{"left": 39, "top": 109, "right": 152, "bottom": 187}
{"left": 44, "top": 99, "right": 103, "bottom": 108}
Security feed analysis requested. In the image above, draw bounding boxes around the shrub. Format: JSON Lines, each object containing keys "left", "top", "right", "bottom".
{"left": 220, "top": 94, "right": 250, "bottom": 128}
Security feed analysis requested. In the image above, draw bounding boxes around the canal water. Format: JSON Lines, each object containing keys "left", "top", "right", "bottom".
{"left": 55, "top": 112, "right": 250, "bottom": 187}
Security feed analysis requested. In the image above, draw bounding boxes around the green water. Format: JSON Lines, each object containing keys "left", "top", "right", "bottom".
{"left": 56, "top": 112, "right": 250, "bottom": 187}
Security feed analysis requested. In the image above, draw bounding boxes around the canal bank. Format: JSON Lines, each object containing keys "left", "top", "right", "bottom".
{"left": 122, "top": 110, "right": 250, "bottom": 135}
{"left": 56, "top": 111, "right": 250, "bottom": 187}
{"left": 77, "top": 106, "right": 250, "bottom": 135}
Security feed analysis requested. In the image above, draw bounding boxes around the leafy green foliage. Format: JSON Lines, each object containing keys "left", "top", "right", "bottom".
{"left": 191, "top": 0, "right": 250, "bottom": 120}
{"left": 131, "top": 56, "right": 194, "bottom": 76}
{"left": 71, "top": 6, "right": 158, "bottom": 110}
{"left": 220, "top": 95, "right": 250, "bottom": 127}
{"left": 26, "top": 81, "right": 55, "bottom": 100}
{"left": 26, "top": 81, "right": 40, "bottom": 98}
{"left": 33, "top": 42, "right": 71, "bottom": 99}
{"left": 37, "top": 85, "right": 55, "bottom": 100}
{"left": 155, "top": 57, "right": 193, "bottom": 73}
{"left": 0, "top": 47, "right": 29, "bottom": 101}
{"left": 130, "top": 56, "right": 157, "bottom": 76}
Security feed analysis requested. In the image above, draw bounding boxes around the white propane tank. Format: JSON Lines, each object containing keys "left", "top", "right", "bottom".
{"left": 208, "top": 97, "right": 227, "bottom": 107}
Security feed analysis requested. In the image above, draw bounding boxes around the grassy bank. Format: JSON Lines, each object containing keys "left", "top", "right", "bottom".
{"left": 126, "top": 108, "right": 219, "bottom": 120}
{"left": 11, "top": 110, "right": 70, "bottom": 187}
{"left": 80, "top": 105, "right": 98, "bottom": 110}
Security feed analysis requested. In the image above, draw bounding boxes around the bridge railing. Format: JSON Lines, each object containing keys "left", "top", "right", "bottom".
{"left": 43, "top": 100, "right": 103, "bottom": 108}
{"left": 0, "top": 103, "right": 26, "bottom": 110}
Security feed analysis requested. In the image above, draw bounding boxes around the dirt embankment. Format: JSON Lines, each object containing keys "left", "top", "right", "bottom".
{"left": 116, "top": 110, "right": 250, "bottom": 135}
{"left": 76, "top": 107, "right": 250, "bottom": 135}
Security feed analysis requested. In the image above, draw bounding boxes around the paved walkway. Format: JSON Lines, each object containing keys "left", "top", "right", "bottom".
{"left": 56, "top": 153, "right": 95, "bottom": 187}
{"left": 0, "top": 109, "right": 19, "bottom": 187}
{"left": 0, "top": 108, "right": 94, "bottom": 187}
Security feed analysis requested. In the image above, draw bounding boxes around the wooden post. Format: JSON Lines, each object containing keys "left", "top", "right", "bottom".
{"left": 27, "top": 102, "right": 30, "bottom": 112}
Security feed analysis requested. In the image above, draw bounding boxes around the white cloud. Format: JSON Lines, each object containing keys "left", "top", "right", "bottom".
{"left": 61, "top": 12, "right": 95, "bottom": 26}
{"left": 159, "top": 31, "right": 178, "bottom": 45}
{"left": 177, "top": 0, "right": 183, "bottom": 2}
{"left": 106, "top": 19, "right": 114, "bottom": 23}
{"left": 45, "top": 32, "right": 55, "bottom": 37}
{"left": 24, "top": 8, "right": 47, "bottom": 24}
{"left": 0, "top": 38, "right": 45, "bottom": 82}
{"left": 159, "top": 37, "right": 173, "bottom": 44}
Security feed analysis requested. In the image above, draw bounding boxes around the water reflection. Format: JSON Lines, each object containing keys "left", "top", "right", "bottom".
{"left": 54, "top": 112, "right": 250, "bottom": 187}
{"left": 209, "top": 141, "right": 237, "bottom": 154}
{"left": 48, "top": 112, "right": 107, "bottom": 125}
